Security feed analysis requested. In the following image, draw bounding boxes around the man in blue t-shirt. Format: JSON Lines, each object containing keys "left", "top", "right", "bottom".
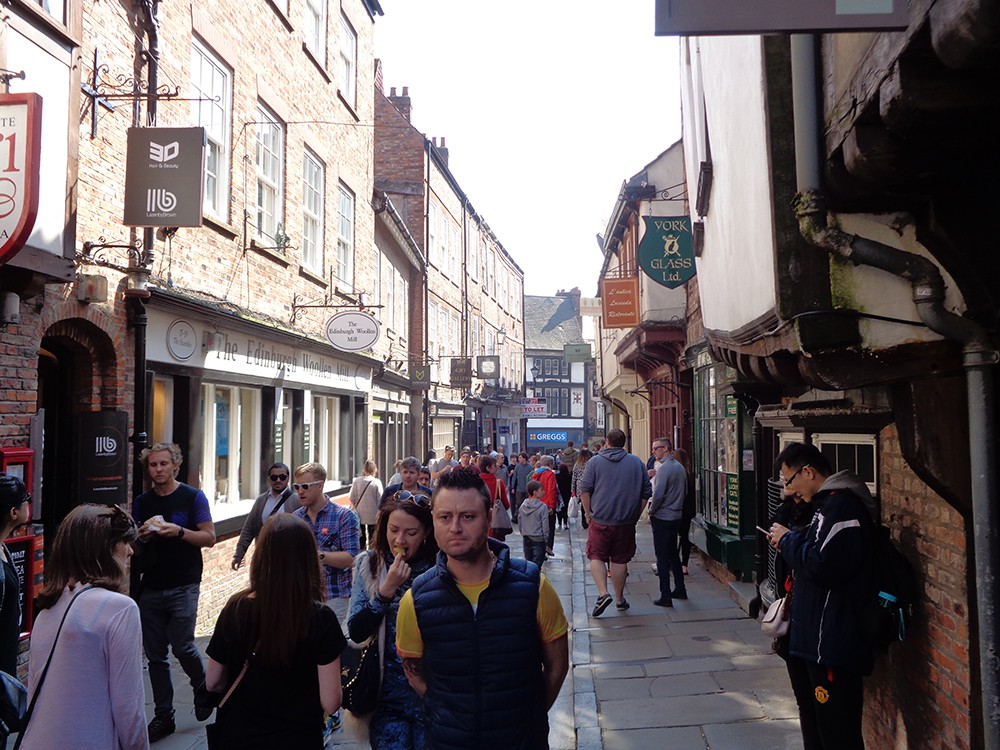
{"left": 132, "top": 442, "right": 216, "bottom": 743}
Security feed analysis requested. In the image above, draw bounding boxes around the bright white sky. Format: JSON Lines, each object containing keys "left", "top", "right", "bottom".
{"left": 373, "top": 1, "right": 682, "bottom": 297}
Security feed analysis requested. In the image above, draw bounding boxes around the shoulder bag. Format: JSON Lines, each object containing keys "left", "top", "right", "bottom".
{"left": 491, "top": 482, "right": 513, "bottom": 533}
{"left": 8, "top": 585, "right": 92, "bottom": 747}
{"left": 341, "top": 555, "right": 385, "bottom": 717}
{"left": 760, "top": 592, "right": 791, "bottom": 638}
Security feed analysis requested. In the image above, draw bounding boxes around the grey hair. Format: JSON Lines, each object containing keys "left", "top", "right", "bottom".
{"left": 538, "top": 455, "right": 555, "bottom": 467}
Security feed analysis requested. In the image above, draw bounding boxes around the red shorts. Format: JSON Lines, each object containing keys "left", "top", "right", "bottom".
{"left": 585, "top": 522, "right": 637, "bottom": 564}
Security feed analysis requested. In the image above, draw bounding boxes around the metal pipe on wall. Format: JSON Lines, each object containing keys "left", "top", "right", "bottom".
{"left": 790, "top": 33, "right": 1000, "bottom": 748}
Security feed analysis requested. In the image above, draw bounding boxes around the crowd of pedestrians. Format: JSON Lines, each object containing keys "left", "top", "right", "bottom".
{"left": 10, "top": 431, "right": 886, "bottom": 750}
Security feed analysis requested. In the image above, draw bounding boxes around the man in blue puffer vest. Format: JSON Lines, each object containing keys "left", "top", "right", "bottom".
{"left": 769, "top": 442, "right": 877, "bottom": 750}
{"left": 395, "top": 470, "right": 569, "bottom": 749}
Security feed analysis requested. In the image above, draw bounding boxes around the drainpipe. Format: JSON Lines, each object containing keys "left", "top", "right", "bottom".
{"left": 128, "top": 0, "right": 160, "bottom": 498}
{"left": 790, "top": 35, "right": 1000, "bottom": 746}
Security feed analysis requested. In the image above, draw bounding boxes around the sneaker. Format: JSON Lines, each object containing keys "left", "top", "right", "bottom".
{"left": 322, "top": 713, "right": 341, "bottom": 744}
{"left": 650, "top": 562, "right": 658, "bottom": 574}
{"left": 147, "top": 714, "right": 176, "bottom": 743}
{"left": 652, "top": 597, "right": 674, "bottom": 607}
{"left": 592, "top": 593, "right": 613, "bottom": 617}
{"left": 670, "top": 589, "right": 689, "bottom": 600}
{"left": 616, "top": 598, "right": 630, "bottom": 611}
{"left": 546, "top": 547, "right": 555, "bottom": 556}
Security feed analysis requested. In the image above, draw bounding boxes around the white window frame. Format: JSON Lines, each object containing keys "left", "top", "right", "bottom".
{"left": 810, "top": 433, "right": 879, "bottom": 495}
{"left": 339, "top": 13, "right": 357, "bottom": 105}
{"left": 302, "top": 148, "right": 324, "bottom": 273}
{"left": 255, "top": 104, "right": 285, "bottom": 245}
{"left": 191, "top": 40, "right": 231, "bottom": 221}
{"left": 428, "top": 202, "right": 439, "bottom": 266}
{"left": 336, "top": 183, "right": 355, "bottom": 289}
{"left": 304, "top": 0, "right": 327, "bottom": 62}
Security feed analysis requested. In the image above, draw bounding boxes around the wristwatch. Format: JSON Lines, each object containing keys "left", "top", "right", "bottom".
{"left": 178, "top": 527, "right": 185, "bottom": 539}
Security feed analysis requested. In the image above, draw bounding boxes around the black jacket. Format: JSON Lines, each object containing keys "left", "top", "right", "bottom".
{"left": 778, "top": 471, "right": 876, "bottom": 675}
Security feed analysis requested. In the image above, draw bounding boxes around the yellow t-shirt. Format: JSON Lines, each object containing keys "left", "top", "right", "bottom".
{"left": 396, "top": 573, "right": 568, "bottom": 658}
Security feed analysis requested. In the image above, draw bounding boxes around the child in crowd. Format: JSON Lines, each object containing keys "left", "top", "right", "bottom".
{"left": 518, "top": 480, "right": 549, "bottom": 569}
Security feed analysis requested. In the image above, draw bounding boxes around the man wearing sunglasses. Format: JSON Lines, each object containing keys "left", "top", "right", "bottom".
{"left": 292, "top": 462, "right": 359, "bottom": 625}
{"left": 768, "top": 442, "right": 878, "bottom": 750}
{"left": 231, "top": 463, "right": 298, "bottom": 570}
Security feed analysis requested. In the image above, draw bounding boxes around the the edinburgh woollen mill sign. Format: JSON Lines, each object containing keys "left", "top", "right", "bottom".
{"left": 638, "top": 217, "right": 696, "bottom": 289}
{"left": 0, "top": 93, "right": 42, "bottom": 266}
{"left": 325, "top": 311, "right": 381, "bottom": 352}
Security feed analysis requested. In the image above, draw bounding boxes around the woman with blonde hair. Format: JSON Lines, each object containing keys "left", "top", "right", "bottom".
{"left": 350, "top": 459, "right": 383, "bottom": 549}
{"left": 205, "top": 513, "right": 345, "bottom": 748}
{"left": 19, "top": 503, "right": 147, "bottom": 749}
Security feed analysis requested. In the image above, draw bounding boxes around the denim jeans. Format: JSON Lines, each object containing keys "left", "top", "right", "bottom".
{"left": 523, "top": 537, "right": 547, "bottom": 569}
{"left": 139, "top": 583, "right": 205, "bottom": 717}
{"left": 651, "top": 517, "right": 685, "bottom": 598}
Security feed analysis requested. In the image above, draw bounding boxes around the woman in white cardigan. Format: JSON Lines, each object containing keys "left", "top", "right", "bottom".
{"left": 20, "top": 504, "right": 147, "bottom": 750}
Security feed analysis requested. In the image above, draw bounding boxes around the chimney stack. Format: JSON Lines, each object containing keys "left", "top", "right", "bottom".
{"left": 436, "top": 136, "right": 449, "bottom": 167}
{"left": 387, "top": 85, "right": 412, "bottom": 122}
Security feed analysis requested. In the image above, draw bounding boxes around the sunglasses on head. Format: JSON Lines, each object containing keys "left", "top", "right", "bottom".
{"left": 102, "top": 504, "right": 138, "bottom": 539}
{"left": 292, "top": 479, "right": 324, "bottom": 491}
{"left": 396, "top": 490, "right": 430, "bottom": 507}
{"left": 269, "top": 473, "right": 288, "bottom": 481}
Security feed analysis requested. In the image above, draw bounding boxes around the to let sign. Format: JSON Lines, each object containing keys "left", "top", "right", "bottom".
{"left": 0, "top": 93, "right": 42, "bottom": 266}
{"left": 124, "top": 127, "right": 206, "bottom": 227}
{"left": 655, "top": 0, "right": 909, "bottom": 35}
{"left": 600, "top": 277, "right": 641, "bottom": 329}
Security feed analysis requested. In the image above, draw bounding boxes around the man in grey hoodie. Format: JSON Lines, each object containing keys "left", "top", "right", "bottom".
{"left": 578, "top": 428, "right": 652, "bottom": 616}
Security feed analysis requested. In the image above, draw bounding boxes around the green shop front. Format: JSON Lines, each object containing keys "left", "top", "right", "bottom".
{"left": 690, "top": 351, "right": 758, "bottom": 581}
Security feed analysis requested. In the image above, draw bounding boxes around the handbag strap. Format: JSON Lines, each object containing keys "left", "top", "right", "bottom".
{"left": 13, "top": 585, "right": 93, "bottom": 748}
{"left": 218, "top": 656, "right": 251, "bottom": 709}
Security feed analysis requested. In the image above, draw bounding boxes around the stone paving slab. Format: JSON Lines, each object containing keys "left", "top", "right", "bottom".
{"left": 589, "top": 635, "right": 675, "bottom": 663}
{"left": 572, "top": 519, "right": 805, "bottom": 750}
{"left": 702, "top": 719, "right": 804, "bottom": 750}
{"left": 603, "top": 726, "right": 709, "bottom": 750}
{"left": 599, "top": 692, "right": 767, "bottom": 730}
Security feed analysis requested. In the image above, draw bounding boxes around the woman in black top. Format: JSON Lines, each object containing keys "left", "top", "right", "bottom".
{"left": 206, "top": 514, "right": 345, "bottom": 748}
{"left": 0, "top": 475, "right": 29, "bottom": 748}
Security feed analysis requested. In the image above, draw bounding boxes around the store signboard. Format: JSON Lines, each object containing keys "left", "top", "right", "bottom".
{"left": 476, "top": 355, "right": 500, "bottom": 378}
{"left": 600, "top": 277, "right": 640, "bottom": 329}
{"left": 0, "top": 93, "right": 42, "bottom": 266}
{"left": 123, "top": 127, "right": 205, "bottom": 227}
{"left": 325, "top": 311, "right": 381, "bottom": 352}
{"left": 563, "top": 343, "right": 592, "bottom": 363}
{"left": 410, "top": 364, "right": 430, "bottom": 390}
{"left": 76, "top": 410, "right": 129, "bottom": 505}
{"left": 655, "top": 0, "right": 909, "bottom": 35}
{"left": 638, "top": 216, "right": 696, "bottom": 288}
{"left": 451, "top": 358, "right": 473, "bottom": 388}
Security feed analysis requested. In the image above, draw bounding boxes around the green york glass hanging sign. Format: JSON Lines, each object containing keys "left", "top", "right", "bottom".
{"left": 638, "top": 216, "right": 696, "bottom": 288}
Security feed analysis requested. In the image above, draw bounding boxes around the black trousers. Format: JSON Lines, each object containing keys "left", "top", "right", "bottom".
{"left": 789, "top": 658, "right": 865, "bottom": 750}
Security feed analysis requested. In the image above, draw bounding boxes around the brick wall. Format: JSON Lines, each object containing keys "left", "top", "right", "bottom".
{"left": 863, "top": 423, "right": 972, "bottom": 750}
{"left": 194, "top": 530, "right": 246, "bottom": 635}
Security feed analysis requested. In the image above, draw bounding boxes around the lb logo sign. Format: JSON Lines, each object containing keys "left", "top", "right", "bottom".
{"left": 0, "top": 93, "right": 42, "bottom": 267}
{"left": 124, "top": 127, "right": 206, "bottom": 227}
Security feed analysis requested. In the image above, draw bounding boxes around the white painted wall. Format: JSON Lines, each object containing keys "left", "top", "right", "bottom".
{"left": 680, "top": 36, "right": 778, "bottom": 333}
